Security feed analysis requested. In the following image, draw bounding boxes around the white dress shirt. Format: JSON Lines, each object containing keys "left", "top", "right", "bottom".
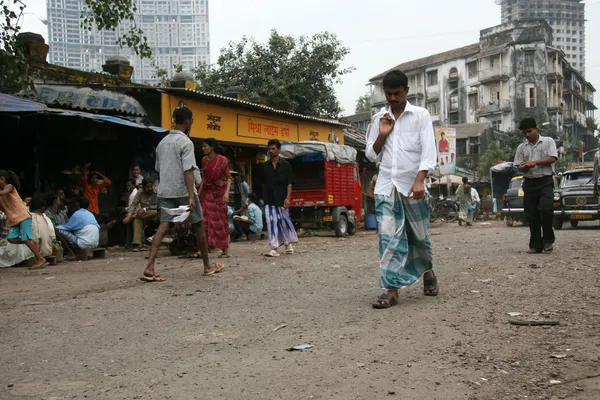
{"left": 366, "top": 101, "right": 437, "bottom": 197}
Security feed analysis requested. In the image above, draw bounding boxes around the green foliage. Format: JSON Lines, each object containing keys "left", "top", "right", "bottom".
{"left": 456, "top": 154, "right": 478, "bottom": 171}
{"left": 355, "top": 94, "right": 371, "bottom": 114}
{"left": 80, "top": 0, "right": 151, "bottom": 59}
{"left": 193, "top": 30, "right": 354, "bottom": 118}
{"left": 555, "top": 154, "right": 574, "bottom": 173}
{"left": 0, "top": 0, "right": 29, "bottom": 91}
{"left": 151, "top": 63, "right": 185, "bottom": 87}
{"left": 477, "top": 142, "right": 507, "bottom": 178}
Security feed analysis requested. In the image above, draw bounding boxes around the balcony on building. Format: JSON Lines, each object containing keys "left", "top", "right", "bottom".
{"left": 547, "top": 63, "right": 563, "bottom": 80}
{"left": 547, "top": 98, "right": 564, "bottom": 112}
{"left": 478, "top": 66, "right": 509, "bottom": 84}
{"left": 407, "top": 84, "right": 425, "bottom": 102}
{"left": 476, "top": 99, "right": 511, "bottom": 117}
{"left": 370, "top": 84, "right": 386, "bottom": 107}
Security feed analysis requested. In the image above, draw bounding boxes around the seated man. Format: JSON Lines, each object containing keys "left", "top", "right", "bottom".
{"left": 233, "top": 192, "right": 263, "bottom": 241}
{"left": 44, "top": 193, "right": 69, "bottom": 228}
{"left": 122, "top": 179, "right": 159, "bottom": 252}
{"left": 55, "top": 197, "right": 100, "bottom": 259}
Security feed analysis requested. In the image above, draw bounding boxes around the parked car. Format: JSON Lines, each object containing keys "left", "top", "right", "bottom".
{"left": 553, "top": 166, "right": 599, "bottom": 229}
{"left": 502, "top": 175, "right": 528, "bottom": 227}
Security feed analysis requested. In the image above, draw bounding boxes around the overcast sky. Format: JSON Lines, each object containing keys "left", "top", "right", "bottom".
{"left": 18, "top": 0, "right": 600, "bottom": 116}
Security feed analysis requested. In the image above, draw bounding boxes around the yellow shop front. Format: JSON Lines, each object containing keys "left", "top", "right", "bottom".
{"left": 159, "top": 90, "right": 346, "bottom": 197}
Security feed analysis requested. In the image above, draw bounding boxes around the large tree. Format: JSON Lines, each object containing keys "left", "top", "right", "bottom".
{"left": 0, "top": 0, "right": 151, "bottom": 91}
{"left": 193, "top": 30, "right": 354, "bottom": 118}
{"left": 354, "top": 94, "right": 371, "bottom": 114}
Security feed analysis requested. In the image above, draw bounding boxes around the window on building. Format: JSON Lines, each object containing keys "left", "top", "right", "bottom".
{"left": 468, "top": 93, "right": 478, "bottom": 110}
{"left": 525, "top": 84, "right": 537, "bottom": 108}
{"left": 427, "top": 101, "right": 439, "bottom": 116}
{"left": 427, "top": 70, "right": 438, "bottom": 86}
{"left": 524, "top": 52, "right": 534, "bottom": 71}
{"left": 467, "top": 62, "right": 477, "bottom": 78}
{"left": 491, "top": 120, "right": 502, "bottom": 130}
{"left": 490, "top": 87, "right": 501, "bottom": 102}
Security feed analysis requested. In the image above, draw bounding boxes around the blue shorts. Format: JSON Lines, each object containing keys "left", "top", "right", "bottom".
{"left": 8, "top": 218, "right": 33, "bottom": 241}
{"left": 159, "top": 195, "right": 203, "bottom": 224}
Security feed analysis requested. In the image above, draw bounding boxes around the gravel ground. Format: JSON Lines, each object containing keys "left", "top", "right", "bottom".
{"left": 0, "top": 220, "right": 599, "bottom": 400}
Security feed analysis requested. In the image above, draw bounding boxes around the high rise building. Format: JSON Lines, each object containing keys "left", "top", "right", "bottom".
{"left": 46, "top": 0, "right": 210, "bottom": 84}
{"left": 496, "top": 0, "right": 585, "bottom": 75}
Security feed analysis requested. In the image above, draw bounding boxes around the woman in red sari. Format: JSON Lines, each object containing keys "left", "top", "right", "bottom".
{"left": 199, "top": 138, "right": 232, "bottom": 258}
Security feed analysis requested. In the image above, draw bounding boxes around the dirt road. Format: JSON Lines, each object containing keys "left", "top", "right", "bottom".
{"left": 1, "top": 221, "right": 599, "bottom": 400}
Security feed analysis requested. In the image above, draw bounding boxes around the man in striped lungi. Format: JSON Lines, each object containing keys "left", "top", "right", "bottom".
{"left": 366, "top": 70, "right": 439, "bottom": 309}
{"left": 262, "top": 139, "right": 298, "bottom": 257}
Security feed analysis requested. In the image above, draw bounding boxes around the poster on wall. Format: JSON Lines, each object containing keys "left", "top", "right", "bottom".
{"left": 436, "top": 127, "right": 456, "bottom": 176}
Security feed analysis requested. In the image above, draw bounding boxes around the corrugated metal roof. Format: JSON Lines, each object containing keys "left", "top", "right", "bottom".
{"left": 0, "top": 94, "right": 48, "bottom": 113}
{"left": 343, "top": 126, "right": 367, "bottom": 150}
{"left": 161, "top": 87, "right": 349, "bottom": 128}
{"left": 369, "top": 43, "right": 480, "bottom": 82}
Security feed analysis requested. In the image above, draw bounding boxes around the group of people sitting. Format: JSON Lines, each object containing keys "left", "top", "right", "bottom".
{"left": 0, "top": 169, "right": 101, "bottom": 268}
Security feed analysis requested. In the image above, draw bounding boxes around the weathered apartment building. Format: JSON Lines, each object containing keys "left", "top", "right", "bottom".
{"left": 368, "top": 19, "right": 596, "bottom": 156}
{"left": 497, "top": 0, "right": 586, "bottom": 75}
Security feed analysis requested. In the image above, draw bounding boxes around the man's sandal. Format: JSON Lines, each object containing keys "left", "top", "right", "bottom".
{"left": 424, "top": 274, "right": 439, "bottom": 296}
{"left": 372, "top": 293, "right": 398, "bottom": 309}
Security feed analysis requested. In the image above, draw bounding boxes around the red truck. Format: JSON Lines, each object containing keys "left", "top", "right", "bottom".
{"left": 280, "top": 142, "right": 363, "bottom": 237}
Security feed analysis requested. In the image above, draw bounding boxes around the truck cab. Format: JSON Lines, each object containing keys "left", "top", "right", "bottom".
{"left": 280, "top": 142, "right": 362, "bottom": 237}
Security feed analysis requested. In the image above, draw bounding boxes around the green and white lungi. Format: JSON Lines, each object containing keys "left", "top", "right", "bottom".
{"left": 375, "top": 190, "right": 433, "bottom": 290}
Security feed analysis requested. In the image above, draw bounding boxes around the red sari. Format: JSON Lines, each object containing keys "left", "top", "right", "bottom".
{"left": 200, "top": 155, "right": 231, "bottom": 251}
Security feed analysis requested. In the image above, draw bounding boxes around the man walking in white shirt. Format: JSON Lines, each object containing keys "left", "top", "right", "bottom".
{"left": 366, "top": 70, "right": 438, "bottom": 309}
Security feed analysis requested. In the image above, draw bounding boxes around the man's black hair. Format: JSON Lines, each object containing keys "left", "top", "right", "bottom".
{"left": 268, "top": 139, "right": 282, "bottom": 149}
{"left": 462, "top": 177, "right": 469, "bottom": 184}
{"left": 173, "top": 107, "right": 193, "bottom": 124}
{"left": 382, "top": 70, "right": 409, "bottom": 89}
{"left": 45, "top": 192, "right": 59, "bottom": 206}
{"left": 30, "top": 196, "right": 46, "bottom": 211}
{"left": 127, "top": 178, "right": 136, "bottom": 186}
{"left": 142, "top": 178, "right": 153, "bottom": 187}
{"left": 79, "top": 197, "right": 91, "bottom": 210}
{"left": 519, "top": 117, "right": 537, "bottom": 130}
{"left": 248, "top": 192, "right": 259, "bottom": 204}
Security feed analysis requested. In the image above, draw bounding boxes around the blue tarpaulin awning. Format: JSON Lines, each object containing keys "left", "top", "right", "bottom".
{"left": 0, "top": 93, "right": 48, "bottom": 113}
{"left": 47, "top": 109, "right": 168, "bottom": 133}
{"left": 0, "top": 93, "right": 167, "bottom": 134}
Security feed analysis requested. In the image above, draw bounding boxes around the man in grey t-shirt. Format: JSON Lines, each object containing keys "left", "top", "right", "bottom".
{"left": 141, "top": 107, "right": 224, "bottom": 282}
{"left": 513, "top": 118, "right": 558, "bottom": 254}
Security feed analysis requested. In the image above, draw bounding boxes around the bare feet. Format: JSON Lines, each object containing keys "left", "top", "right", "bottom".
{"left": 29, "top": 258, "right": 47, "bottom": 270}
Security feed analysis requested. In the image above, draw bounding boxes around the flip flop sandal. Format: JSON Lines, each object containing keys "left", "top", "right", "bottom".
{"left": 372, "top": 293, "right": 398, "bottom": 309}
{"left": 424, "top": 275, "right": 439, "bottom": 296}
{"left": 140, "top": 275, "right": 157, "bottom": 282}
{"left": 218, "top": 253, "right": 230, "bottom": 259}
{"left": 203, "top": 262, "right": 225, "bottom": 276}
{"left": 28, "top": 262, "right": 48, "bottom": 270}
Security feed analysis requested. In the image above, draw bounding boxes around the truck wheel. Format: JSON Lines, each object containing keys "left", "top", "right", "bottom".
{"left": 334, "top": 215, "right": 348, "bottom": 237}
{"left": 553, "top": 218, "right": 563, "bottom": 230}
{"left": 506, "top": 217, "right": 514, "bottom": 227}
{"left": 570, "top": 220, "right": 579, "bottom": 228}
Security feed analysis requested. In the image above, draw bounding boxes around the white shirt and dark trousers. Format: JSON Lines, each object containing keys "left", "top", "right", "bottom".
{"left": 513, "top": 136, "right": 558, "bottom": 252}
{"left": 366, "top": 101, "right": 437, "bottom": 291}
